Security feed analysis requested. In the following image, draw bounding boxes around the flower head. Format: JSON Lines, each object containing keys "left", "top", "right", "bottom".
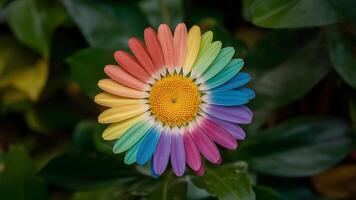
{"left": 95, "top": 23, "right": 255, "bottom": 177}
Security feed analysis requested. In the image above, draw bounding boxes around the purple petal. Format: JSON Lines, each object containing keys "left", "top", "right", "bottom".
{"left": 206, "top": 114, "right": 246, "bottom": 140}
{"left": 170, "top": 129, "right": 186, "bottom": 177}
{"left": 202, "top": 104, "right": 253, "bottom": 124}
{"left": 153, "top": 129, "right": 171, "bottom": 175}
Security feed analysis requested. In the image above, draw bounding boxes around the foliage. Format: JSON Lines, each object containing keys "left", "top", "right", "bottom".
{"left": 0, "top": 0, "right": 355, "bottom": 199}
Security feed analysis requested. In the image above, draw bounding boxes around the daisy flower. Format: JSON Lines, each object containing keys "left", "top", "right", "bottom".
{"left": 94, "top": 23, "right": 254, "bottom": 177}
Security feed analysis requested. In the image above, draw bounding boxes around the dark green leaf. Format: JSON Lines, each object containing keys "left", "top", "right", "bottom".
{"left": 192, "top": 162, "right": 255, "bottom": 200}
{"left": 254, "top": 186, "right": 285, "bottom": 200}
{"left": 67, "top": 48, "right": 114, "bottom": 98}
{"left": 236, "top": 117, "right": 353, "bottom": 177}
{"left": 250, "top": 0, "right": 356, "bottom": 28}
{"left": 71, "top": 186, "right": 133, "bottom": 200}
{"left": 40, "top": 153, "right": 138, "bottom": 190}
{"left": 63, "top": 0, "right": 148, "bottom": 50}
{"left": 0, "top": 146, "right": 47, "bottom": 200}
{"left": 139, "top": 0, "right": 183, "bottom": 27}
{"left": 326, "top": 25, "right": 356, "bottom": 90}
{"left": 148, "top": 173, "right": 187, "bottom": 200}
{"left": 8, "top": 0, "right": 67, "bottom": 57}
{"left": 251, "top": 38, "right": 329, "bottom": 110}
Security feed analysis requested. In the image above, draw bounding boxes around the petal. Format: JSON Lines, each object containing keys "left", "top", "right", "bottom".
{"left": 98, "top": 104, "right": 149, "bottom": 124}
{"left": 189, "top": 123, "right": 220, "bottom": 164}
{"left": 209, "top": 72, "right": 251, "bottom": 93}
{"left": 158, "top": 24, "right": 175, "bottom": 73}
{"left": 102, "top": 114, "right": 145, "bottom": 140}
{"left": 193, "top": 162, "right": 205, "bottom": 176}
{"left": 182, "top": 25, "right": 201, "bottom": 75}
{"left": 153, "top": 128, "right": 171, "bottom": 175}
{"left": 124, "top": 135, "right": 145, "bottom": 164}
{"left": 198, "top": 31, "right": 213, "bottom": 55}
{"left": 183, "top": 129, "right": 201, "bottom": 171}
{"left": 173, "top": 23, "right": 187, "bottom": 71}
{"left": 114, "top": 51, "right": 151, "bottom": 82}
{"left": 206, "top": 114, "right": 246, "bottom": 140}
{"left": 236, "top": 88, "right": 256, "bottom": 99}
{"left": 104, "top": 65, "right": 147, "bottom": 91}
{"left": 98, "top": 79, "right": 149, "bottom": 98}
{"left": 144, "top": 27, "right": 165, "bottom": 72}
{"left": 113, "top": 119, "right": 153, "bottom": 153}
{"left": 170, "top": 128, "right": 186, "bottom": 177}
{"left": 197, "top": 47, "right": 235, "bottom": 84}
{"left": 200, "top": 59, "right": 244, "bottom": 91}
{"left": 128, "top": 37, "right": 159, "bottom": 79}
{"left": 199, "top": 118, "right": 237, "bottom": 149}
{"left": 202, "top": 104, "right": 253, "bottom": 124}
{"left": 136, "top": 124, "right": 162, "bottom": 165}
{"left": 94, "top": 92, "right": 147, "bottom": 108}
{"left": 150, "top": 159, "right": 160, "bottom": 178}
{"left": 191, "top": 41, "right": 222, "bottom": 78}
{"left": 202, "top": 91, "right": 250, "bottom": 106}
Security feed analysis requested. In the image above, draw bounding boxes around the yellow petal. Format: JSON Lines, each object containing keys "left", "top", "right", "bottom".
{"left": 182, "top": 25, "right": 201, "bottom": 75}
{"left": 98, "top": 79, "right": 149, "bottom": 98}
{"left": 102, "top": 113, "right": 145, "bottom": 140}
{"left": 94, "top": 92, "right": 147, "bottom": 107}
{"left": 98, "top": 104, "right": 149, "bottom": 124}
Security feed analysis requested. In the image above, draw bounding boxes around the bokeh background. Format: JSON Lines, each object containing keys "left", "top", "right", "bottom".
{"left": 0, "top": 0, "right": 356, "bottom": 199}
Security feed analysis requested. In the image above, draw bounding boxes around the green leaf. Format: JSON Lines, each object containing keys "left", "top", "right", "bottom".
{"left": 0, "top": 34, "right": 48, "bottom": 101}
{"left": 8, "top": 0, "right": 67, "bottom": 57}
{"left": 326, "top": 25, "right": 356, "bottom": 90}
{"left": 139, "top": 0, "right": 183, "bottom": 27}
{"left": 254, "top": 186, "right": 285, "bottom": 200}
{"left": 251, "top": 38, "right": 329, "bottom": 110}
{"left": 192, "top": 162, "right": 255, "bottom": 200}
{"left": 236, "top": 117, "right": 354, "bottom": 177}
{"left": 0, "top": 146, "right": 47, "bottom": 200}
{"left": 250, "top": 0, "right": 356, "bottom": 28}
{"left": 67, "top": 48, "right": 114, "bottom": 98}
{"left": 71, "top": 186, "right": 132, "bottom": 200}
{"left": 63, "top": 0, "right": 148, "bottom": 50}
{"left": 148, "top": 173, "right": 187, "bottom": 200}
{"left": 40, "top": 153, "right": 138, "bottom": 190}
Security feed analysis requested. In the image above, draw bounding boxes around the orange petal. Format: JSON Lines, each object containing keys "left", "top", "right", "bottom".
{"left": 174, "top": 23, "right": 187, "bottom": 72}
{"left": 158, "top": 24, "right": 175, "bottom": 73}
{"left": 128, "top": 37, "right": 159, "bottom": 79}
{"left": 98, "top": 79, "right": 149, "bottom": 98}
{"left": 114, "top": 51, "right": 150, "bottom": 82}
{"left": 104, "top": 65, "right": 147, "bottom": 91}
{"left": 144, "top": 27, "right": 165, "bottom": 73}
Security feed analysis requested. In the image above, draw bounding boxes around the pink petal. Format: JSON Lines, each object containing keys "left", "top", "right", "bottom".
{"left": 193, "top": 162, "right": 205, "bottom": 176}
{"left": 158, "top": 24, "right": 175, "bottom": 72}
{"left": 144, "top": 27, "right": 165, "bottom": 72}
{"left": 173, "top": 23, "right": 187, "bottom": 69}
{"left": 114, "top": 51, "right": 150, "bottom": 82}
{"left": 183, "top": 130, "right": 201, "bottom": 171}
{"left": 104, "top": 65, "right": 147, "bottom": 91}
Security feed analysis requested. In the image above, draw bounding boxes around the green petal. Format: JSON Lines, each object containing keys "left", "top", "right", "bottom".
{"left": 124, "top": 136, "right": 145, "bottom": 164}
{"left": 202, "top": 58, "right": 244, "bottom": 90}
{"left": 198, "top": 47, "right": 235, "bottom": 83}
{"left": 113, "top": 120, "right": 153, "bottom": 153}
{"left": 192, "top": 41, "right": 222, "bottom": 77}
{"left": 198, "top": 31, "right": 213, "bottom": 56}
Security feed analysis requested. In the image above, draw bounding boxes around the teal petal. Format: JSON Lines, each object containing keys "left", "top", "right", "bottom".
{"left": 198, "top": 47, "right": 235, "bottom": 83}
{"left": 202, "top": 59, "right": 244, "bottom": 90}
{"left": 192, "top": 41, "right": 222, "bottom": 78}
{"left": 113, "top": 120, "right": 153, "bottom": 153}
{"left": 210, "top": 72, "right": 251, "bottom": 93}
{"left": 124, "top": 135, "right": 145, "bottom": 164}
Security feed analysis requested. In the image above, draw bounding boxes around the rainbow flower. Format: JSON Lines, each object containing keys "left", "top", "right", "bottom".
{"left": 95, "top": 23, "right": 254, "bottom": 177}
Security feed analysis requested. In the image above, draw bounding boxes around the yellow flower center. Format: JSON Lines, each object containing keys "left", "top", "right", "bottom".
{"left": 149, "top": 75, "right": 201, "bottom": 127}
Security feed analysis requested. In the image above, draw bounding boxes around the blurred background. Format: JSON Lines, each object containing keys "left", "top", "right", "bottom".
{"left": 0, "top": 0, "right": 356, "bottom": 199}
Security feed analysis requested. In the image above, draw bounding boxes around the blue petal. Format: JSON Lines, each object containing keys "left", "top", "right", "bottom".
{"left": 136, "top": 126, "right": 161, "bottom": 165}
{"left": 150, "top": 160, "right": 160, "bottom": 179}
{"left": 210, "top": 72, "right": 251, "bottom": 93}
{"left": 236, "top": 87, "right": 255, "bottom": 99}
{"left": 204, "top": 91, "right": 250, "bottom": 106}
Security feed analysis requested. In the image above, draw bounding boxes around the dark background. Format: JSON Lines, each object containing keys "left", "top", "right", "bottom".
{"left": 0, "top": 0, "right": 355, "bottom": 199}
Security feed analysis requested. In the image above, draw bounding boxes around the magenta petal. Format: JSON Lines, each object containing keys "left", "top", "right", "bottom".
{"left": 189, "top": 125, "right": 220, "bottom": 164}
{"left": 170, "top": 130, "right": 186, "bottom": 177}
{"left": 183, "top": 130, "right": 201, "bottom": 171}
{"left": 153, "top": 129, "right": 171, "bottom": 175}
{"left": 193, "top": 162, "right": 205, "bottom": 176}
{"left": 206, "top": 114, "right": 246, "bottom": 140}
{"left": 200, "top": 118, "right": 237, "bottom": 150}
{"left": 202, "top": 105, "right": 253, "bottom": 124}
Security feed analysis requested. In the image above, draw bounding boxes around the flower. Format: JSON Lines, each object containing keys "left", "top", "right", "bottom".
{"left": 95, "top": 23, "right": 255, "bottom": 177}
